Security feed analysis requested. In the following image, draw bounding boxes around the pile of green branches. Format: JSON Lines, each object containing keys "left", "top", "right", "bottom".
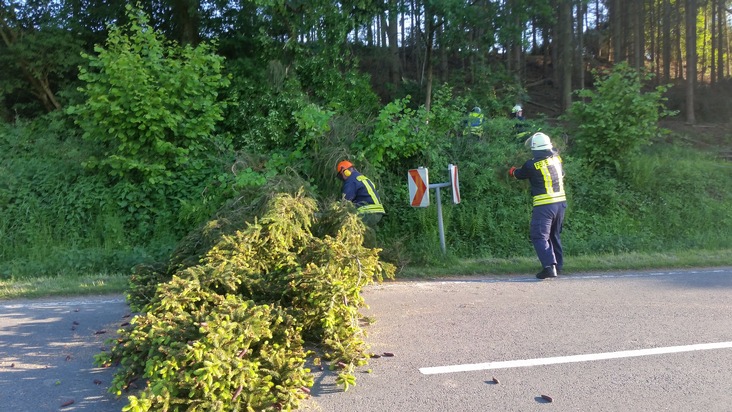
{"left": 97, "top": 179, "right": 394, "bottom": 411}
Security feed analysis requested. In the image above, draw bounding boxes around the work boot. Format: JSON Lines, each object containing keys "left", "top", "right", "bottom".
{"left": 536, "top": 265, "right": 558, "bottom": 279}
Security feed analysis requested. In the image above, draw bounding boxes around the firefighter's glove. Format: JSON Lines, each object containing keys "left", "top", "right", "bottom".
{"left": 508, "top": 166, "right": 517, "bottom": 178}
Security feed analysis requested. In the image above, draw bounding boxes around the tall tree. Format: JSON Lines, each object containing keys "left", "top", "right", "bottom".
{"left": 422, "top": 3, "right": 435, "bottom": 110}
{"left": 716, "top": 0, "right": 725, "bottom": 81}
{"left": 631, "top": 0, "right": 645, "bottom": 70}
{"left": 676, "top": 0, "right": 684, "bottom": 78}
{"left": 170, "top": 0, "right": 200, "bottom": 45}
{"left": 663, "top": 0, "right": 672, "bottom": 82}
{"left": 387, "top": 0, "right": 401, "bottom": 87}
{"left": 0, "top": 1, "right": 84, "bottom": 114}
{"left": 711, "top": 0, "right": 717, "bottom": 84}
{"left": 576, "top": 0, "right": 586, "bottom": 90}
{"left": 558, "top": 0, "right": 573, "bottom": 110}
{"left": 686, "top": 0, "right": 697, "bottom": 124}
{"left": 609, "top": 0, "right": 623, "bottom": 62}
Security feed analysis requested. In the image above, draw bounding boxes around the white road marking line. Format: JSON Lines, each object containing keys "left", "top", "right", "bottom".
{"left": 419, "top": 341, "right": 732, "bottom": 375}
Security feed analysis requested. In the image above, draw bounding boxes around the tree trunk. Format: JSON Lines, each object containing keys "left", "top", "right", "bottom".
{"left": 717, "top": 0, "right": 725, "bottom": 81}
{"left": 610, "top": 0, "right": 623, "bottom": 62}
{"left": 558, "top": 0, "right": 573, "bottom": 111}
{"left": 686, "top": 0, "right": 697, "bottom": 124}
{"left": 701, "top": 2, "right": 708, "bottom": 84}
{"left": 634, "top": 0, "right": 645, "bottom": 71}
{"left": 171, "top": 0, "right": 200, "bottom": 45}
{"left": 387, "top": 0, "right": 401, "bottom": 88}
{"left": 508, "top": 0, "right": 523, "bottom": 83}
{"left": 676, "top": 0, "right": 684, "bottom": 79}
{"left": 400, "top": 0, "right": 406, "bottom": 69}
{"left": 576, "top": 0, "right": 585, "bottom": 89}
{"left": 663, "top": 0, "right": 672, "bottom": 82}
{"left": 711, "top": 0, "right": 717, "bottom": 84}
{"left": 423, "top": 6, "right": 434, "bottom": 111}
{"left": 650, "top": 0, "right": 658, "bottom": 83}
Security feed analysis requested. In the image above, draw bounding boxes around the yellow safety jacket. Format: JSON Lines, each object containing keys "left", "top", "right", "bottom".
{"left": 514, "top": 154, "right": 566, "bottom": 206}
{"left": 342, "top": 172, "right": 385, "bottom": 215}
{"left": 467, "top": 112, "right": 484, "bottom": 136}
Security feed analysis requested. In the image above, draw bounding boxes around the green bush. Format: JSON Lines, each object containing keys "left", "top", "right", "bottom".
{"left": 565, "top": 62, "right": 675, "bottom": 173}
{"left": 69, "top": 5, "right": 229, "bottom": 185}
{"left": 66, "top": 5, "right": 232, "bottom": 238}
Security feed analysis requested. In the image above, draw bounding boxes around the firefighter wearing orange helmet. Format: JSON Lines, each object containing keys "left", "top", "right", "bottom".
{"left": 336, "top": 160, "right": 385, "bottom": 226}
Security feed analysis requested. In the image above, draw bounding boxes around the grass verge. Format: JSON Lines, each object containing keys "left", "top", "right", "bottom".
{"left": 398, "top": 249, "right": 732, "bottom": 278}
{"left": 0, "top": 273, "right": 129, "bottom": 300}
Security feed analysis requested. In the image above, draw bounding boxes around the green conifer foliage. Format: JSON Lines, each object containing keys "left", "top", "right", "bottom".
{"left": 99, "top": 181, "right": 394, "bottom": 411}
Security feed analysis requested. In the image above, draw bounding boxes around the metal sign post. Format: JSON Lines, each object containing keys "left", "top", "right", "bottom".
{"left": 407, "top": 164, "right": 460, "bottom": 254}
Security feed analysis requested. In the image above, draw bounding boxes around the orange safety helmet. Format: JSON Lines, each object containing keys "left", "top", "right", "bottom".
{"left": 336, "top": 160, "right": 353, "bottom": 174}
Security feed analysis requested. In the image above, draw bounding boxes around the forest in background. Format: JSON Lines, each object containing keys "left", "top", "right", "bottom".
{"left": 5, "top": 0, "right": 732, "bottom": 120}
{"left": 1, "top": 0, "right": 731, "bottom": 278}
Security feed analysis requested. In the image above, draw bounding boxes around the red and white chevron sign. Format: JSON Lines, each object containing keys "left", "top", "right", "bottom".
{"left": 408, "top": 167, "right": 429, "bottom": 207}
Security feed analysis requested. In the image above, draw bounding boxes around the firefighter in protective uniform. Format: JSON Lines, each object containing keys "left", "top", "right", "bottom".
{"left": 508, "top": 132, "right": 567, "bottom": 279}
{"left": 512, "top": 104, "right": 530, "bottom": 138}
{"left": 336, "top": 160, "right": 385, "bottom": 227}
{"left": 466, "top": 106, "right": 484, "bottom": 138}
{"left": 511, "top": 104, "right": 525, "bottom": 121}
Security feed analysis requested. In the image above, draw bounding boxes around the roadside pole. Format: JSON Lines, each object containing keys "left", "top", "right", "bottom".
{"left": 407, "top": 164, "right": 460, "bottom": 254}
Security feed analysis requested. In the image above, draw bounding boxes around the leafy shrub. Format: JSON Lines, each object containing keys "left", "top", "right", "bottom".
{"left": 66, "top": 5, "right": 232, "bottom": 239}
{"left": 69, "top": 5, "right": 229, "bottom": 185}
{"left": 565, "top": 62, "right": 675, "bottom": 173}
{"left": 355, "top": 84, "right": 466, "bottom": 171}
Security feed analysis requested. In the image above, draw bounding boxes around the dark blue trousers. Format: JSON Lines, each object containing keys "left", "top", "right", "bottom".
{"left": 530, "top": 202, "right": 566, "bottom": 270}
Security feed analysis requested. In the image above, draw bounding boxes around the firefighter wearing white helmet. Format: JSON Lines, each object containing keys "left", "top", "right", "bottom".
{"left": 512, "top": 104, "right": 528, "bottom": 137}
{"left": 508, "top": 132, "right": 567, "bottom": 279}
{"left": 511, "top": 104, "right": 525, "bottom": 121}
{"left": 527, "top": 131, "right": 552, "bottom": 150}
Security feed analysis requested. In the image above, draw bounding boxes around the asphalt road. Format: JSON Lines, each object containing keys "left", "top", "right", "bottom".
{"left": 1, "top": 267, "right": 731, "bottom": 412}
{"left": 0, "top": 296, "right": 128, "bottom": 412}
{"left": 304, "top": 267, "right": 732, "bottom": 412}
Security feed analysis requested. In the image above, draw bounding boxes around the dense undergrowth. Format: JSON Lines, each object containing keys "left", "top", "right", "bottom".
{"left": 2, "top": 111, "right": 730, "bottom": 278}
{"left": 1, "top": 73, "right": 731, "bottom": 279}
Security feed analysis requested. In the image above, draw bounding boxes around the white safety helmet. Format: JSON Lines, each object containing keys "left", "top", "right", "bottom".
{"left": 527, "top": 132, "right": 553, "bottom": 150}
{"left": 512, "top": 104, "right": 522, "bottom": 113}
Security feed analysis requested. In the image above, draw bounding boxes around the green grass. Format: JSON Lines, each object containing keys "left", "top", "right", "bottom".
{"left": 0, "top": 273, "right": 129, "bottom": 300}
{"left": 397, "top": 248, "right": 732, "bottom": 279}
{"left": 2, "top": 249, "right": 730, "bottom": 299}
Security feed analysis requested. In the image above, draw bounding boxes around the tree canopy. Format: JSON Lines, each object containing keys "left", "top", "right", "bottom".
{"left": 2, "top": 0, "right": 729, "bottom": 122}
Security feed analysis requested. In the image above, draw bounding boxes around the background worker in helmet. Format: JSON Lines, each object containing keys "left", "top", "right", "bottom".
{"left": 512, "top": 104, "right": 529, "bottom": 137}
{"left": 466, "top": 106, "right": 484, "bottom": 138}
{"left": 508, "top": 132, "right": 567, "bottom": 279}
{"left": 336, "top": 160, "right": 386, "bottom": 227}
{"left": 511, "top": 104, "right": 525, "bottom": 121}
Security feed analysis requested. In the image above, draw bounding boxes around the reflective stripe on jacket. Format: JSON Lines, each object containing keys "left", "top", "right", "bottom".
{"left": 468, "top": 112, "right": 484, "bottom": 134}
{"left": 342, "top": 172, "right": 385, "bottom": 215}
{"left": 355, "top": 175, "right": 385, "bottom": 214}
{"left": 514, "top": 154, "right": 566, "bottom": 207}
